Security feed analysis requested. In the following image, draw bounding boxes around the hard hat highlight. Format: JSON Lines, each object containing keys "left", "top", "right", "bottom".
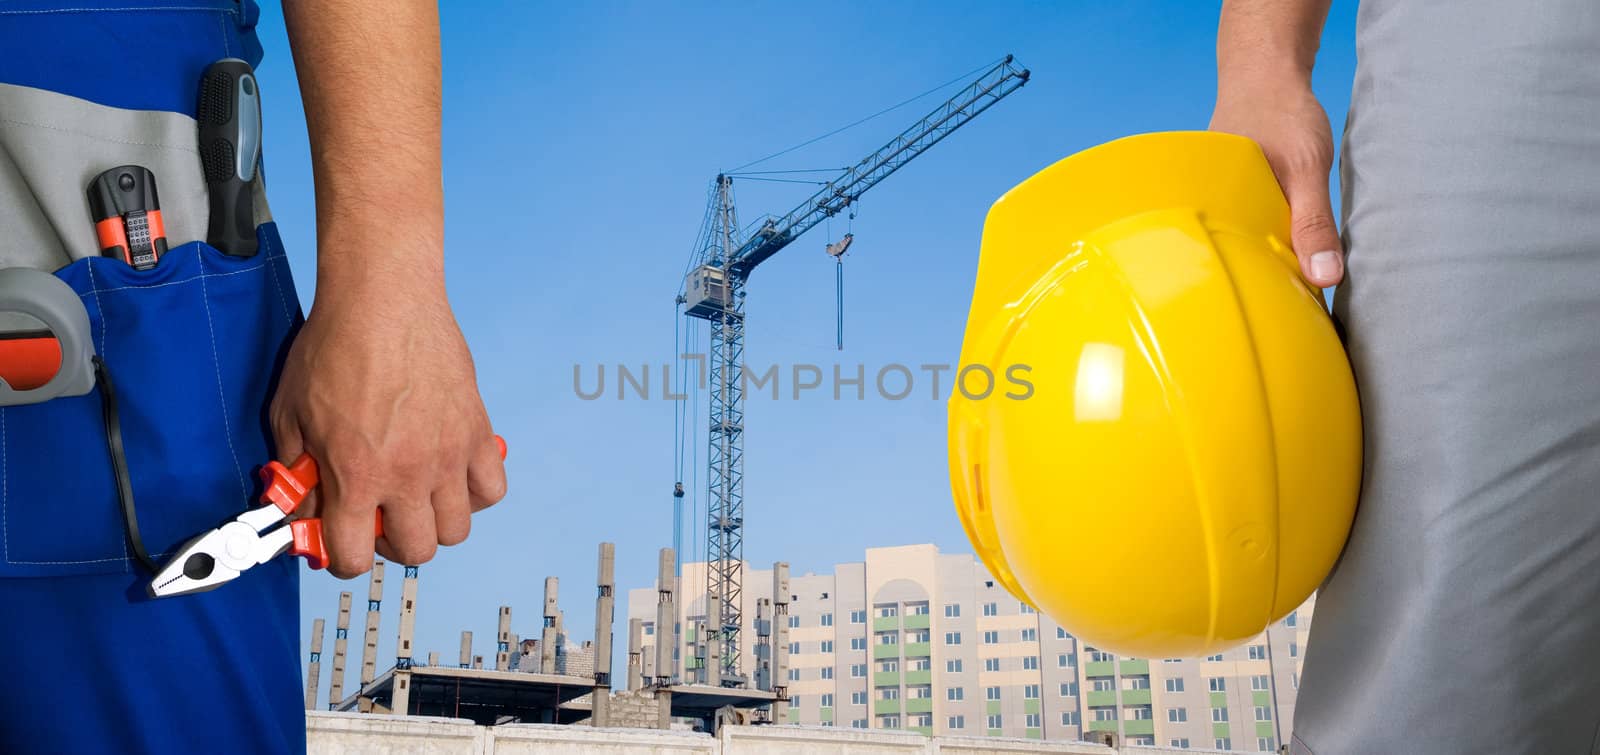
{"left": 948, "top": 131, "right": 1361, "bottom": 658}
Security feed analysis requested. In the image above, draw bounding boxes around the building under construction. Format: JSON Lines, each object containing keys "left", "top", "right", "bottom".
{"left": 302, "top": 542, "right": 788, "bottom": 732}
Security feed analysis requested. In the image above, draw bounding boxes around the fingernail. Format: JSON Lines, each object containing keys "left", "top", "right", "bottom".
{"left": 1309, "top": 251, "right": 1342, "bottom": 284}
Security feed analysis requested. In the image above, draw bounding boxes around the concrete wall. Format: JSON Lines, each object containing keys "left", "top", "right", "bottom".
{"left": 308, "top": 713, "right": 1236, "bottom": 755}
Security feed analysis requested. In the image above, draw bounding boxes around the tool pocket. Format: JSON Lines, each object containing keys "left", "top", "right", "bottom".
{"left": 0, "top": 223, "right": 301, "bottom": 577}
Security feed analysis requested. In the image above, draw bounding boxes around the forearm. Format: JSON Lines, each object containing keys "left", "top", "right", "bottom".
{"left": 1217, "top": 0, "right": 1331, "bottom": 91}
{"left": 281, "top": 0, "right": 445, "bottom": 297}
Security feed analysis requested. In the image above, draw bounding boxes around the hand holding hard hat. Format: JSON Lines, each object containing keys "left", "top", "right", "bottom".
{"left": 947, "top": 132, "right": 1362, "bottom": 658}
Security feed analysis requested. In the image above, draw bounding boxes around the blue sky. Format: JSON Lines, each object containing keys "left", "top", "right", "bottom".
{"left": 263, "top": 1, "right": 1359, "bottom": 697}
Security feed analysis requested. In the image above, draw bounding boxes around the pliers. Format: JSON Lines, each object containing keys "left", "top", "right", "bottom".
{"left": 150, "top": 436, "right": 505, "bottom": 598}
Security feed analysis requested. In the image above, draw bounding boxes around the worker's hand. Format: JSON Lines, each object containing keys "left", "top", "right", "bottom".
{"left": 269, "top": 269, "right": 507, "bottom": 578}
{"left": 1210, "top": 75, "right": 1344, "bottom": 287}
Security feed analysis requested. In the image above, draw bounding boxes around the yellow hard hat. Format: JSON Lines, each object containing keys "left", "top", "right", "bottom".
{"left": 947, "top": 131, "right": 1361, "bottom": 658}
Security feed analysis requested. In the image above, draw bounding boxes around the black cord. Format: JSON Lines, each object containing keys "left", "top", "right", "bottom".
{"left": 93, "top": 356, "right": 158, "bottom": 574}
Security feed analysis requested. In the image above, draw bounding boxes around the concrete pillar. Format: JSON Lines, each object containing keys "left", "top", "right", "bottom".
{"left": 653, "top": 548, "right": 676, "bottom": 685}
{"left": 772, "top": 562, "right": 790, "bottom": 720}
{"left": 358, "top": 561, "right": 385, "bottom": 713}
{"left": 396, "top": 565, "right": 419, "bottom": 668}
{"left": 705, "top": 593, "right": 722, "bottom": 685}
{"left": 473, "top": 655, "right": 484, "bottom": 669}
{"left": 627, "top": 618, "right": 644, "bottom": 691}
{"left": 508, "top": 633, "right": 521, "bottom": 671}
{"left": 754, "top": 598, "right": 772, "bottom": 692}
{"left": 305, "top": 618, "right": 325, "bottom": 710}
{"left": 592, "top": 542, "right": 615, "bottom": 727}
{"left": 391, "top": 670, "right": 412, "bottom": 716}
{"left": 540, "top": 577, "right": 559, "bottom": 674}
{"left": 655, "top": 687, "right": 673, "bottom": 730}
{"left": 427, "top": 651, "right": 440, "bottom": 668}
{"left": 496, "top": 606, "right": 512, "bottom": 671}
{"left": 329, "top": 592, "right": 352, "bottom": 708}
{"left": 459, "top": 631, "right": 473, "bottom": 668}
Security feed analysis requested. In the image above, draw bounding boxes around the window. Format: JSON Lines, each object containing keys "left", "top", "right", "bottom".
{"left": 1093, "top": 708, "right": 1118, "bottom": 721}
{"left": 1130, "top": 705, "right": 1153, "bottom": 720}
{"left": 908, "top": 657, "right": 931, "bottom": 671}
{"left": 1092, "top": 678, "right": 1114, "bottom": 692}
{"left": 879, "top": 659, "right": 899, "bottom": 673}
{"left": 910, "top": 713, "right": 933, "bottom": 728}
{"left": 643, "top": 622, "right": 654, "bottom": 636}
{"left": 944, "top": 604, "right": 960, "bottom": 618}
{"left": 1258, "top": 737, "right": 1277, "bottom": 751}
{"left": 879, "top": 687, "right": 900, "bottom": 700}
{"left": 985, "top": 686, "right": 1001, "bottom": 701}
{"left": 1059, "top": 682, "right": 1078, "bottom": 697}
{"left": 908, "top": 629, "right": 930, "bottom": 643}
{"left": 1056, "top": 627, "right": 1069, "bottom": 640}
{"left": 1020, "top": 602, "right": 1036, "bottom": 614}
{"left": 1024, "top": 713, "right": 1041, "bottom": 728}
{"left": 789, "top": 642, "right": 800, "bottom": 654}
{"left": 876, "top": 605, "right": 898, "bottom": 618}
{"left": 983, "top": 657, "right": 1000, "bottom": 672}
{"left": 1021, "top": 628, "right": 1037, "bottom": 642}
{"left": 983, "top": 602, "right": 998, "bottom": 617}
{"left": 1290, "top": 641, "right": 1299, "bottom": 658}
{"left": 1057, "top": 654, "right": 1071, "bottom": 668}
{"left": 788, "top": 669, "right": 800, "bottom": 681}
{"left": 788, "top": 616, "right": 800, "bottom": 628}
{"left": 850, "top": 637, "right": 867, "bottom": 651}
{"left": 878, "top": 715, "right": 900, "bottom": 729}
{"left": 1251, "top": 674, "right": 1269, "bottom": 691}
{"left": 850, "top": 664, "right": 866, "bottom": 678}
{"left": 851, "top": 719, "right": 867, "bottom": 729}
{"left": 1166, "top": 678, "right": 1185, "bottom": 693}
{"left": 1168, "top": 707, "right": 1188, "bottom": 723}
{"left": 877, "top": 632, "right": 898, "bottom": 645}
{"left": 821, "top": 667, "right": 834, "bottom": 679}
{"left": 820, "top": 640, "right": 834, "bottom": 653}
{"left": 1124, "top": 676, "right": 1150, "bottom": 690}
{"left": 791, "top": 696, "right": 800, "bottom": 709}
{"left": 986, "top": 714, "right": 1002, "bottom": 730}
{"left": 908, "top": 602, "right": 930, "bottom": 616}
{"left": 821, "top": 693, "right": 834, "bottom": 708}
{"left": 1212, "top": 707, "right": 1229, "bottom": 722}
{"left": 947, "top": 687, "right": 965, "bottom": 701}
{"left": 1254, "top": 706, "right": 1272, "bottom": 722}
{"left": 850, "top": 610, "right": 866, "bottom": 624}
{"left": 818, "top": 612, "right": 832, "bottom": 627}
{"left": 983, "top": 631, "right": 999, "bottom": 645}
{"left": 1248, "top": 644, "right": 1266, "bottom": 660}
{"left": 909, "top": 685, "right": 932, "bottom": 699}
{"left": 851, "top": 691, "right": 867, "bottom": 705}
{"left": 1285, "top": 610, "right": 1297, "bottom": 627}
{"left": 1206, "top": 653, "right": 1224, "bottom": 662}
{"left": 1023, "top": 656, "right": 1039, "bottom": 670}
{"left": 1089, "top": 649, "right": 1113, "bottom": 662}
{"left": 946, "top": 659, "right": 963, "bottom": 673}
{"left": 1215, "top": 739, "right": 1232, "bottom": 751}
{"left": 948, "top": 715, "right": 965, "bottom": 730}
{"left": 821, "top": 720, "right": 834, "bottom": 727}
{"left": 945, "top": 632, "right": 962, "bottom": 645}
{"left": 1061, "top": 711, "right": 1080, "bottom": 726}
{"left": 1129, "top": 736, "right": 1156, "bottom": 747}
{"left": 1164, "top": 658, "right": 1183, "bottom": 663}
{"left": 1023, "top": 684, "right": 1040, "bottom": 699}
{"left": 1170, "top": 739, "right": 1191, "bottom": 749}
{"left": 1209, "top": 677, "right": 1226, "bottom": 692}
{"left": 1292, "top": 673, "right": 1300, "bottom": 689}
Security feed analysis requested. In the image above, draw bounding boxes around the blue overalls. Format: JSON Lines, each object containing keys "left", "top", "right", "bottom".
{"left": 0, "top": 1, "right": 304, "bottom": 752}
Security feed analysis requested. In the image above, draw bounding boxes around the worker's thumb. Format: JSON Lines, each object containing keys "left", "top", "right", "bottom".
{"left": 1283, "top": 168, "right": 1344, "bottom": 288}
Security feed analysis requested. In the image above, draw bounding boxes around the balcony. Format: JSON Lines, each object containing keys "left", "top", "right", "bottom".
{"left": 1253, "top": 691, "right": 1271, "bottom": 707}
{"left": 873, "top": 643, "right": 901, "bottom": 660}
{"left": 1084, "top": 660, "right": 1115, "bottom": 677}
{"left": 1118, "top": 659, "right": 1149, "bottom": 676}
{"left": 904, "top": 669, "right": 932, "bottom": 686}
{"left": 1210, "top": 691, "right": 1228, "bottom": 708}
{"left": 910, "top": 726, "right": 932, "bottom": 737}
{"left": 1256, "top": 721, "right": 1276, "bottom": 739}
{"left": 873, "top": 616, "right": 900, "bottom": 632}
{"left": 903, "top": 614, "right": 930, "bottom": 630}
{"left": 1124, "top": 719, "right": 1154, "bottom": 737}
{"left": 1023, "top": 699, "right": 1040, "bottom": 715}
{"left": 1086, "top": 690, "right": 1117, "bottom": 707}
{"left": 1089, "top": 719, "right": 1118, "bottom": 733}
{"left": 905, "top": 697, "right": 933, "bottom": 714}
{"left": 1213, "top": 723, "right": 1232, "bottom": 739}
{"left": 874, "top": 698, "right": 902, "bottom": 716}
{"left": 1121, "top": 689, "right": 1151, "bottom": 706}
{"left": 874, "top": 671, "right": 901, "bottom": 688}
{"left": 903, "top": 642, "right": 931, "bottom": 658}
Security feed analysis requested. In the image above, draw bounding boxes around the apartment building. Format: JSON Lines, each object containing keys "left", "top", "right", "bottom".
{"left": 626, "top": 544, "right": 1311, "bottom": 750}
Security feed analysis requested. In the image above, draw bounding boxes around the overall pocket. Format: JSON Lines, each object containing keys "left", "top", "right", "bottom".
{"left": 0, "top": 223, "right": 301, "bottom": 577}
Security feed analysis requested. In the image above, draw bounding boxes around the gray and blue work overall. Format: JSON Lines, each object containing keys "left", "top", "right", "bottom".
{"left": 1292, "top": 2, "right": 1600, "bottom": 754}
{"left": 0, "top": 1, "right": 303, "bottom": 752}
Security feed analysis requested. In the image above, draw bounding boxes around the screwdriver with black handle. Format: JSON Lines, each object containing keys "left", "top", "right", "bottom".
{"left": 197, "top": 58, "right": 262, "bottom": 258}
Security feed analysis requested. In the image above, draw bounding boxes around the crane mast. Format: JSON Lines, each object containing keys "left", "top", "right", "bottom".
{"left": 677, "top": 55, "right": 1029, "bottom": 687}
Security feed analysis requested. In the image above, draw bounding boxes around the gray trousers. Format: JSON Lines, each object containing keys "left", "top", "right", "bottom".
{"left": 1291, "top": 2, "right": 1600, "bottom": 754}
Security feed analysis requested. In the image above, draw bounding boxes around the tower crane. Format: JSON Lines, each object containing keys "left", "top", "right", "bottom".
{"left": 675, "top": 55, "right": 1029, "bottom": 687}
